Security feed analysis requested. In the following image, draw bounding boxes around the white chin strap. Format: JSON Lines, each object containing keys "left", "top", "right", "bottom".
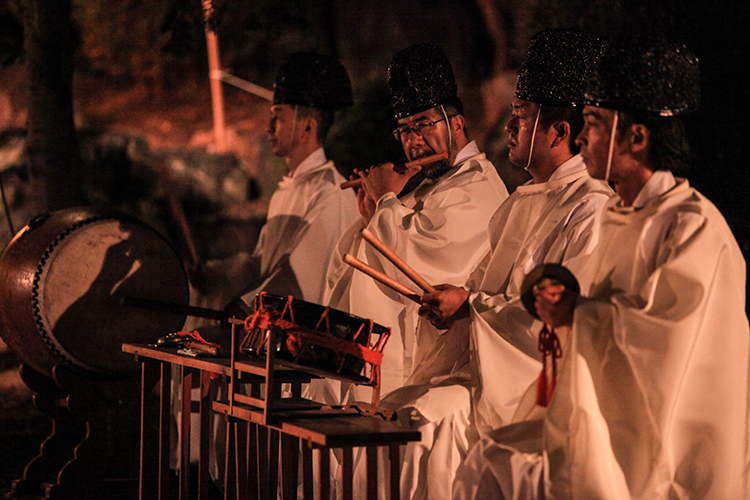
{"left": 440, "top": 104, "right": 453, "bottom": 159}
{"left": 290, "top": 104, "right": 299, "bottom": 150}
{"left": 525, "top": 104, "right": 542, "bottom": 171}
{"left": 605, "top": 110, "right": 619, "bottom": 183}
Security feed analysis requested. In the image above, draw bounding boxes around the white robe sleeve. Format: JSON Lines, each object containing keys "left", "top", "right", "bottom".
{"left": 288, "top": 179, "right": 359, "bottom": 303}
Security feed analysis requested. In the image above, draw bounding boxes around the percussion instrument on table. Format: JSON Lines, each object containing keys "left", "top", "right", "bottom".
{"left": 520, "top": 263, "right": 580, "bottom": 319}
{"left": 0, "top": 207, "right": 189, "bottom": 378}
{"left": 241, "top": 293, "right": 391, "bottom": 385}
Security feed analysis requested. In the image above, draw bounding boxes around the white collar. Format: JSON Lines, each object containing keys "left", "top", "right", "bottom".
{"left": 549, "top": 154, "right": 586, "bottom": 181}
{"left": 289, "top": 147, "right": 327, "bottom": 179}
{"left": 619, "top": 170, "right": 677, "bottom": 211}
{"left": 516, "top": 155, "right": 589, "bottom": 194}
{"left": 454, "top": 140, "right": 481, "bottom": 166}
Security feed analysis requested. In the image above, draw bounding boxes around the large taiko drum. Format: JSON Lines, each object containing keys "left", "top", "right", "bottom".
{"left": 0, "top": 207, "right": 189, "bottom": 378}
{"left": 241, "top": 293, "right": 391, "bottom": 385}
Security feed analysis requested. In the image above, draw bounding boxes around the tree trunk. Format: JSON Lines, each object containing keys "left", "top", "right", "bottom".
{"left": 22, "top": 0, "right": 82, "bottom": 212}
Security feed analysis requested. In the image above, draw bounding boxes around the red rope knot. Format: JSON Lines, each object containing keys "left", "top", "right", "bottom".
{"left": 535, "top": 324, "right": 562, "bottom": 407}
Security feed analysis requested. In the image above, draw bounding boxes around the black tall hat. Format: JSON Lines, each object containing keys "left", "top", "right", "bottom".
{"left": 515, "top": 29, "right": 607, "bottom": 108}
{"left": 273, "top": 52, "right": 353, "bottom": 111}
{"left": 584, "top": 38, "right": 700, "bottom": 116}
{"left": 388, "top": 43, "right": 458, "bottom": 119}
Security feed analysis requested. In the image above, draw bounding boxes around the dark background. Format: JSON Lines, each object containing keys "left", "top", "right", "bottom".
{"left": 0, "top": 0, "right": 748, "bottom": 497}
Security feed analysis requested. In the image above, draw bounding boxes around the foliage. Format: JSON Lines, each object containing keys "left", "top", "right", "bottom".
{"left": 525, "top": 0, "right": 701, "bottom": 43}
{"left": 325, "top": 76, "right": 408, "bottom": 179}
{"left": 202, "top": 0, "right": 326, "bottom": 84}
{"left": 72, "top": 0, "right": 196, "bottom": 85}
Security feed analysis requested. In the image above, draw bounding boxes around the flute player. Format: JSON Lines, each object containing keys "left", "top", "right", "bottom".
{"left": 318, "top": 42, "right": 509, "bottom": 499}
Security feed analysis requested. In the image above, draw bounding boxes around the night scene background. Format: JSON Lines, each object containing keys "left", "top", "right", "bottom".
{"left": 0, "top": 0, "right": 748, "bottom": 498}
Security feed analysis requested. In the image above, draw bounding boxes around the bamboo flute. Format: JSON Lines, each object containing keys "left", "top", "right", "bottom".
{"left": 339, "top": 151, "right": 449, "bottom": 190}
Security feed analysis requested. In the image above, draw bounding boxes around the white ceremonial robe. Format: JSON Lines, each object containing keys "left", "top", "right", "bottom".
{"left": 319, "top": 142, "right": 507, "bottom": 500}
{"left": 468, "top": 156, "right": 612, "bottom": 435}
{"left": 455, "top": 172, "right": 750, "bottom": 500}
{"left": 325, "top": 141, "right": 509, "bottom": 400}
{"left": 240, "top": 148, "right": 358, "bottom": 305}
{"left": 385, "top": 156, "right": 612, "bottom": 500}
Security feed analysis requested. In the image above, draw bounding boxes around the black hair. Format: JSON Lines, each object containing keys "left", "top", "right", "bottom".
{"left": 539, "top": 105, "right": 583, "bottom": 155}
{"left": 297, "top": 106, "right": 335, "bottom": 143}
{"left": 616, "top": 111, "right": 691, "bottom": 172}
{"left": 440, "top": 96, "right": 468, "bottom": 138}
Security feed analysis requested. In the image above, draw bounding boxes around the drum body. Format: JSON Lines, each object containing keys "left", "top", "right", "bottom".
{"left": 0, "top": 207, "right": 189, "bottom": 378}
{"left": 242, "top": 293, "right": 389, "bottom": 381}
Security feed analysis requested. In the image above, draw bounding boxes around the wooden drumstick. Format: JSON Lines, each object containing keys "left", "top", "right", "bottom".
{"left": 339, "top": 151, "right": 449, "bottom": 190}
{"left": 360, "top": 228, "right": 436, "bottom": 293}
{"left": 343, "top": 253, "right": 421, "bottom": 304}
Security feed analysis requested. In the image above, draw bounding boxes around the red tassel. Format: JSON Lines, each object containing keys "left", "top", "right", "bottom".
{"left": 535, "top": 363, "right": 549, "bottom": 407}
{"left": 536, "top": 324, "right": 562, "bottom": 408}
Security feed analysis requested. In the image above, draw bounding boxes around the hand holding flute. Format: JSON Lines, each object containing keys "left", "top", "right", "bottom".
{"left": 340, "top": 151, "right": 449, "bottom": 190}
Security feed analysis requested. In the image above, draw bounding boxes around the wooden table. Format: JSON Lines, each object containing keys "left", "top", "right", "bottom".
{"left": 122, "top": 342, "right": 420, "bottom": 500}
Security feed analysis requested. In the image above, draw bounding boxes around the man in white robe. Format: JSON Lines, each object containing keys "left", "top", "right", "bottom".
{"left": 454, "top": 37, "right": 750, "bottom": 500}
{"left": 320, "top": 43, "right": 507, "bottom": 500}
{"left": 232, "top": 52, "right": 358, "bottom": 308}
{"left": 208, "top": 52, "right": 358, "bottom": 485}
{"left": 323, "top": 43, "right": 508, "bottom": 403}
{"left": 390, "top": 30, "right": 612, "bottom": 500}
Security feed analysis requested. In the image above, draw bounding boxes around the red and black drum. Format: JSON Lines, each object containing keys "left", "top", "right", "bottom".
{"left": 241, "top": 293, "right": 391, "bottom": 386}
{"left": 0, "top": 207, "right": 189, "bottom": 378}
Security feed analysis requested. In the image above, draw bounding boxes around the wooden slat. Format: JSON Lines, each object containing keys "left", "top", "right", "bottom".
{"left": 179, "top": 367, "right": 192, "bottom": 500}
{"left": 366, "top": 446, "right": 378, "bottom": 500}
{"left": 247, "top": 423, "right": 259, "bottom": 500}
{"left": 390, "top": 444, "right": 401, "bottom": 500}
{"left": 302, "top": 443, "right": 313, "bottom": 499}
{"left": 319, "top": 448, "right": 330, "bottom": 500}
{"left": 157, "top": 363, "right": 171, "bottom": 500}
{"left": 342, "top": 447, "right": 353, "bottom": 500}
{"left": 197, "top": 370, "right": 211, "bottom": 500}
{"left": 281, "top": 434, "right": 299, "bottom": 500}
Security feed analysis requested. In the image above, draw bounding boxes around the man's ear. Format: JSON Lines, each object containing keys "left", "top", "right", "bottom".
{"left": 550, "top": 121, "right": 570, "bottom": 148}
{"left": 450, "top": 114, "right": 465, "bottom": 134}
{"left": 628, "top": 123, "right": 649, "bottom": 154}
{"left": 303, "top": 116, "right": 316, "bottom": 133}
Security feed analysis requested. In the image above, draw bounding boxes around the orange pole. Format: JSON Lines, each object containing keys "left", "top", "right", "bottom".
{"left": 202, "top": 0, "right": 227, "bottom": 152}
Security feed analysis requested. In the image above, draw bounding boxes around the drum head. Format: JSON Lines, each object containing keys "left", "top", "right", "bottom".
{"left": 32, "top": 217, "right": 188, "bottom": 375}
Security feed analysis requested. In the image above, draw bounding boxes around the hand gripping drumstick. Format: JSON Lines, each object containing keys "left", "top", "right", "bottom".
{"left": 343, "top": 253, "right": 422, "bottom": 304}
{"left": 360, "top": 228, "right": 436, "bottom": 293}
{"left": 340, "top": 151, "right": 449, "bottom": 190}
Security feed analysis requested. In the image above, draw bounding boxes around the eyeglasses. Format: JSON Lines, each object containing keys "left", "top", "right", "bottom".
{"left": 392, "top": 117, "right": 453, "bottom": 141}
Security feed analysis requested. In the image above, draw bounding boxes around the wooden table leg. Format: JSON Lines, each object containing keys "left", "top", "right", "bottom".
{"left": 157, "top": 362, "right": 172, "bottom": 500}
{"left": 366, "top": 446, "right": 378, "bottom": 500}
{"left": 342, "top": 447, "right": 353, "bottom": 500}
{"left": 281, "top": 434, "right": 299, "bottom": 500}
{"left": 139, "top": 360, "right": 164, "bottom": 500}
{"left": 236, "top": 421, "right": 249, "bottom": 500}
{"left": 198, "top": 370, "right": 211, "bottom": 500}
{"left": 257, "top": 425, "right": 270, "bottom": 499}
{"left": 223, "top": 418, "right": 236, "bottom": 500}
{"left": 179, "top": 366, "right": 193, "bottom": 500}
{"left": 319, "top": 447, "right": 330, "bottom": 500}
{"left": 269, "top": 429, "right": 280, "bottom": 500}
{"left": 302, "top": 442, "right": 313, "bottom": 499}
{"left": 247, "top": 423, "right": 259, "bottom": 500}
{"left": 389, "top": 445, "right": 401, "bottom": 500}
